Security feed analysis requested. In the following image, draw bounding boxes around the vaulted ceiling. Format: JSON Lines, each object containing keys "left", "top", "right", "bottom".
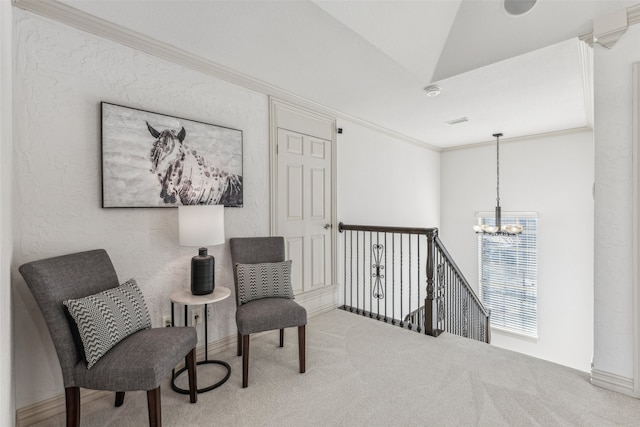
{"left": 44, "top": 0, "right": 640, "bottom": 147}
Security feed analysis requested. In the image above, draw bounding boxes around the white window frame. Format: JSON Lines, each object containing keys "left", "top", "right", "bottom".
{"left": 476, "top": 211, "right": 538, "bottom": 339}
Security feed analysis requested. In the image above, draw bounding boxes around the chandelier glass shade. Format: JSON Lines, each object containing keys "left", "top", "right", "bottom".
{"left": 473, "top": 133, "right": 523, "bottom": 236}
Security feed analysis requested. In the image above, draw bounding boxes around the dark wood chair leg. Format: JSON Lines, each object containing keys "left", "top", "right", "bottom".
{"left": 115, "top": 391, "right": 125, "bottom": 407}
{"left": 237, "top": 331, "right": 242, "bottom": 356}
{"left": 65, "top": 386, "right": 80, "bottom": 427}
{"left": 186, "top": 348, "right": 197, "bottom": 404}
{"left": 242, "top": 334, "right": 250, "bottom": 388}
{"left": 279, "top": 328, "right": 284, "bottom": 347}
{"left": 147, "top": 386, "right": 161, "bottom": 427}
{"left": 298, "top": 325, "right": 306, "bottom": 374}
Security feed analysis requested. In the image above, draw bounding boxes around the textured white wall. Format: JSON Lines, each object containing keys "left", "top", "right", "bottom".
{"left": 440, "top": 130, "right": 594, "bottom": 371}
{"left": 12, "top": 10, "right": 269, "bottom": 409}
{"left": 337, "top": 120, "right": 440, "bottom": 228}
{"left": 593, "top": 23, "right": 640, "bottom": 380}
{"left": 335, "top": 120, "right": 440, "bottom": 311}
{"left": 10, "top": 9, "right": 444, "bottom": 412}
{"left": 1, "top": 0, "right": 15, "bottom": 424}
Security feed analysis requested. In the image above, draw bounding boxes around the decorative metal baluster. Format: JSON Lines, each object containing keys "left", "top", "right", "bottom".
{"left": 458, "top": 272, "right": 462, "bottom": 335}
{"left": 392, "top": 233, "right": 396, "bottom": 325}
{"left": 344, "top": 229, "right": 347, "bottom": 310}
{"left": 356, "top": 231, "right": 360, "bottom": 314}
{"left": 462, "top": 291, "right": 469, "bottom": 338}
{"left": 372, "top": 233, "right": 381, "bottom": 319}
{"left": 417, "top": 236, "right": 421, "bottom": 333}
{"left": 457, "top": 272, "right": 460, "bottom": 333}
{"left": 368, "top": 231, "right": 372, "bottom": 318}
{"left": 349, "top": 230, "right": 354, "bottom": 312}
{"left": 445, "top": 257, "right": 449, "bottom": 333}
{"left": 445, "top": 258, "right": 449, "bottom": 332}
{"left": 448, "top": 269, "right": 453, "bottom": 335}
{"left": 450, "top": 266, "right": 456, "bottom": 335}
{"left": 425, "top": 229, "right": 435, "bottom": 336}
{"left": 470, "top": 292, "right": 473, "bottom": 339}
{"left": 384, "top": 232, "right": 388, "bottom": 323}
{"left": 399, "top": 233, "right": 404, "bottom": 328}
{"left": 455, "top": 272, "right": 460, "bottom": 336}
{"left": 407, "top": 235, "right": 412, "bottom": 330}
{"left": 436, "top": 261, "right": 445, "bottom": 332}
{"left": 363, "top": 231, "right": 367, "bottom": 317}
{"left": 473, "top": 303, "right": 477, "bottom": 341}
{"left": 371, "top": 234, "right": 385, "bottom": 319}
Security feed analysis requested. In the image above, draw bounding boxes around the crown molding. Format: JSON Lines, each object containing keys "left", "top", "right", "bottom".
{"left": 629, "top": 3, "right": 640, "bottom": 25}
{"left": 12, "top": 0, "right": 439, "bottom": 152}
{"left": 580, "top": 3, "right": 640, "bottom": 47}
{"left": 579, "top": 39, "right": 594, "bottom": 129}
{"left": 440, "top": 127, "right": 592, "bottom": 153}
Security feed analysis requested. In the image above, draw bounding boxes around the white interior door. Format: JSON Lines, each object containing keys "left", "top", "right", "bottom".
{"left": 277, "top": 128, "right": 332, "bottom": 294}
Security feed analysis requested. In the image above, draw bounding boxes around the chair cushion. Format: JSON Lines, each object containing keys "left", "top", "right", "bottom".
{"left": 236, "top": 261, "right": 294, "bottom": 305}
{"left": 73, "top": 326, "right": 197, "bottom": 391}
{"left": 63, "top": 278, "right": 151, "bottom": 368}
{"left": 236, "top": 298, "right": 307, "bottom": 335}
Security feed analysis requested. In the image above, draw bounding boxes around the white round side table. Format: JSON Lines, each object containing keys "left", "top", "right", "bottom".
{"left": 170, "top": 286, "right": 231, "bottom": 394}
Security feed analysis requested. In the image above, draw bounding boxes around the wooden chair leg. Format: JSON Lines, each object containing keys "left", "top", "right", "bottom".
{"left": 186, "top": 348, "right": 197, "bottom": 404}
{"left": 279, "top": 328, "right": 284, "bottom": 347}
{"left": 115, "top": 391, "right": 125, "bottom": 407}
{"left": 147, "top": 386, "right": 161, "bottom": 427}
{"left": 65, "top": 386, "right": 80, "bottom": 427}
{"left": 242, "top": 334, "right": 250, "bottom": 388}
{"left": 298, "top": 325, "right": 306, "bottom": 374}
{"left": 237, "top": 331, "right": 242, "bottom": 356}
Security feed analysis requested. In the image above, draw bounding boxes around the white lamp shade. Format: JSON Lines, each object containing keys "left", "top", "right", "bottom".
{"left": 178, "top": 205, "right": 225, "bottom": 247}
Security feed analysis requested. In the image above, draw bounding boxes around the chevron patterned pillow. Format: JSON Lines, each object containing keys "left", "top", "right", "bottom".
{"left": 236, "top": 260, "right": 294, "bottom": 305}
{"left": 63, "top": 278, "right": 151, "bottom": 368}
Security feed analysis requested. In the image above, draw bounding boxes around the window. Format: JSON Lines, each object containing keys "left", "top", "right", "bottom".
{"left": 477, "top": 213, "right": 538, "bottom": 338}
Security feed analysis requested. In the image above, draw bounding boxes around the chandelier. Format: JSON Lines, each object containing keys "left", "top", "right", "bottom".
{"left": 473, "top": 133, "right": 523, "bottom": 235}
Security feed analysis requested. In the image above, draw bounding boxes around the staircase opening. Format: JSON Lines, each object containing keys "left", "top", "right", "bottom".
{"left": 339, "top": 222, "right": 490, "bottom": 343}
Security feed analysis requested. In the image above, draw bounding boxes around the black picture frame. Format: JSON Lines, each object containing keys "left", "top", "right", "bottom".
{"left": 101, "top": 102, "right": 243, "bottom": 208}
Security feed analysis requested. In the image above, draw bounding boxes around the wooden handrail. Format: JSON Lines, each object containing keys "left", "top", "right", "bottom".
{"left": 338, "top": 222, "right": 436, "bottom": 235}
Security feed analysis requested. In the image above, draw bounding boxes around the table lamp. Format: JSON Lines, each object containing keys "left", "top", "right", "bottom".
{"left": 178, "top": 205, "right": 225, "bottom": 295}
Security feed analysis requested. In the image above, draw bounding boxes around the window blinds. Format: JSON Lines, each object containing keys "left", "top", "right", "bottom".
{"left": 477, "top": 214, "right": 538, "bottom": 338}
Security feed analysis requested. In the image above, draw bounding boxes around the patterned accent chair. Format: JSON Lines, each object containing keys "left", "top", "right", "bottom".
{"left": 230, "top": 237, "right": 307, "bottom": 388}
{"left": 19, "top": 249, "right": 198, "bottom": 427}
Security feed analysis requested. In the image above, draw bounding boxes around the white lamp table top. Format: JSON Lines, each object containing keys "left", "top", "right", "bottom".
{"left": 170, "top": 286, "right": 231, "bottom": 306}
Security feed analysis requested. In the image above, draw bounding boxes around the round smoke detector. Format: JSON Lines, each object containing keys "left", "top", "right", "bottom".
{"left": 504, "top": 0, "right": 537, "bottom": 16}
{"left": 424, "top": 85, "right": 441, "bottom": 97}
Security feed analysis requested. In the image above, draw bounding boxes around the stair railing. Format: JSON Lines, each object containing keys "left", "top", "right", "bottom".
{"left": 338, "top": 222, "right": 490, "bottom": 343}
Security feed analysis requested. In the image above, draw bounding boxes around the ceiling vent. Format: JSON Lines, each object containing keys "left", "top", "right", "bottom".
{"left": 446, "top": 117, "right": 469, "bottom": 125}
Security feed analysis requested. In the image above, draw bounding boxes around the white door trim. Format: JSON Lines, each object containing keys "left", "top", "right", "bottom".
{"left": 633, "top": 61, "right": 640, "bottom": 397}
{"left": 269, "top": 97, "right": 337, "bottom": 291}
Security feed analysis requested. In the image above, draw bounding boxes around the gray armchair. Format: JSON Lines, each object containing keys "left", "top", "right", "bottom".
{"left": 19, "top": 249, "right": 198, "bottom": 427}
{"left": 230, "top": 237, "right": 307, "bottom": 388}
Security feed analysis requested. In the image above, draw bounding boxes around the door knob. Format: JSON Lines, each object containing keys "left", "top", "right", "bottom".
{"left": 324, "top": 224, "right": 331, "bottom": 230}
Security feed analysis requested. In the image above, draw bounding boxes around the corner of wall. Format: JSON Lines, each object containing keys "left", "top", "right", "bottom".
{"left": 1, "top": 0, "right": 15, "bottom": 425}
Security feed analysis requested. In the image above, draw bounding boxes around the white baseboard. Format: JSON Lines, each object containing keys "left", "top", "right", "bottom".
{"left": 17, "top": 301, "right": 339, "bottom": 426}
{"left": 16, "top": 388, "right": 110, "bottom": 427}
{"left": 16, "top": 332, "right": 239, "bottom": 427}
{"left": 590, "top": 368, "right": 638, "bottom": 398}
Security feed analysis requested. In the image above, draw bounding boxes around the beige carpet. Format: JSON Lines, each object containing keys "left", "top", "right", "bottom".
{"left": 34, "top": 309, "right": 640, "bottom": 426}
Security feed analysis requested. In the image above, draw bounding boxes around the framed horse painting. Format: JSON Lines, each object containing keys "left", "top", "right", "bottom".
{"left": 101, "top": 102, "right": 243, "bottom": 208}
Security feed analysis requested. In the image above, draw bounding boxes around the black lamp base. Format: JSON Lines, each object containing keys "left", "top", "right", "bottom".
{"left": 191, "top": 247, "right": 215, "bottom": 295}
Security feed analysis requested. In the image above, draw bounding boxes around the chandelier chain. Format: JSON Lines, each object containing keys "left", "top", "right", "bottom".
{"left": 473, "top": 132, "right": 523, "bottom": 236}
{"left": 496, "top": 134, "right": 500, "bottom": 208}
